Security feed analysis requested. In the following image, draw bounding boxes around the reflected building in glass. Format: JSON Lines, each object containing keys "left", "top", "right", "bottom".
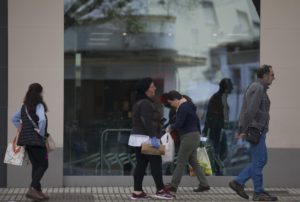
{"left": 63, "top": 0, "right": 260, "bottom": 176}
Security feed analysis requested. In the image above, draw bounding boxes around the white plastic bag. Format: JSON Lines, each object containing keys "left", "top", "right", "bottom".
{"left": 197, "top": 147, "right": 212, "bottom": 176}
{"left": 161, "top": 132, "right": 175, "bottom": 163}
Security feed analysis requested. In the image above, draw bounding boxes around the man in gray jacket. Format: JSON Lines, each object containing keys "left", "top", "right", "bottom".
{"left": 229, "top": 65, "right": 278, "bottom": 201}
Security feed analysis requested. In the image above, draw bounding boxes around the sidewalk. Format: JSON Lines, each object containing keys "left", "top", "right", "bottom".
{"left": 1, "top": 186, "right": 300, "bottom": 201}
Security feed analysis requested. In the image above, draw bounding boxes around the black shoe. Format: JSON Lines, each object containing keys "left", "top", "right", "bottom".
{"left": 193, "top": 185, "right": 210, "bottom": 192}
{"left": 229, "top": 180, "right": 249, "bottom": 199}
{"left": 253, "top": 191, "right": 278, "bottom": 201}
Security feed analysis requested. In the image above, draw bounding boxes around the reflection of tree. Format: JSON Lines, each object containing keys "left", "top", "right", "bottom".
{"left": 64, "top": 0, "right": 203, "bottom": 33}
{"left": 158, "top": 0, "right": 202, "bottom": 15}
{"left": 64, "top": 0, "right": 144, "bottom": 33}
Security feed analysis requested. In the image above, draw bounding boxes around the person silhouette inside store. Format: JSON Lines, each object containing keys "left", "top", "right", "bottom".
{"left": 202, "top": 78, "right": 233, "bottom": 175}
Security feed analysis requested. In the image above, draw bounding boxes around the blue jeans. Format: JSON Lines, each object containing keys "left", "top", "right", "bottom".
{"left": 235, "top": 132, "right": 267, "bottom": 194}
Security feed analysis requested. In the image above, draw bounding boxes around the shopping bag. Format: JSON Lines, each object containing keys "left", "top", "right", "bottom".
{"left": 4, "top": 135, "right": 25, "bottom": 166}
{"left": 46, "top": 134, "right": 56, "bottom": 153}
{"left": 197, "top": 147, "right": 212, "bottom": 176}
{"left": 141, "top": 144, "right": 165, "bottom": 155}
{"left": 161, "top": 132, "right": 175, "bottom": 163}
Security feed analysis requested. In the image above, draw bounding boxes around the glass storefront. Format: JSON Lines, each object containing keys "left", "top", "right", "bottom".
{"left": 64, "top": 0, "right": 260, "bottom": 176}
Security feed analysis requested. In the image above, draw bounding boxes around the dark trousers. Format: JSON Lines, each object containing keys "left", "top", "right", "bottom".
{"left": 26, "top": 145, "right": 48, "bottom": 190}
{"left": 134, "top": 147, "right": 164, "bottom": 192}
{"left": 206, "top": 126, "right": 226, "bottom": 175}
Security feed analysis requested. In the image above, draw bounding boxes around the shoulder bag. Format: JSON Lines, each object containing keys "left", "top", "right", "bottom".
{"left": 245, "top": 127, "right": 261, "bottom": 145}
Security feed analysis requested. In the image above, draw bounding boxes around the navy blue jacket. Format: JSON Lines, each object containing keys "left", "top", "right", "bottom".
{"left": 171, "top": 102, "right": 201, "bottom": 136}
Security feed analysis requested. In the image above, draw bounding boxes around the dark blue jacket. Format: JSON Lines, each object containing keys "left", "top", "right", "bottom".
{"left": 171, "top": 102, "right": 201, "bottom": 136}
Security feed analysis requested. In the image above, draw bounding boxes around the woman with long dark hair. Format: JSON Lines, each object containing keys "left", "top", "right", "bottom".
{"left": 128, "top": 78, "right": 174, "bottom": 200}
{"left": 11, "top": 83, "right": 49, "bottom": 201}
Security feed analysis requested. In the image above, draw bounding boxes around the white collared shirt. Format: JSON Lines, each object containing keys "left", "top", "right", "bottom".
{"left": 128, "top": 134, "right": 150, "bottom": 147}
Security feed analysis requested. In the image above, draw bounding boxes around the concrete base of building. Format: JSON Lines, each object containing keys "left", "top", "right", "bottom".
{"left": 7, "top": 148, "right": 300, "bottom": 188}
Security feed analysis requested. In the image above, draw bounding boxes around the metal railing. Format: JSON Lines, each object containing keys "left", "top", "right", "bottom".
{"left": 100, "top": 128, "right": 131, "bottom": 175}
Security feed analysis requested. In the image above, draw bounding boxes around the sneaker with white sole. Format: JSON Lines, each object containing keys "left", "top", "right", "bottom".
{"left": 155, "top": 188, "right": 175, "bottom": 200}
{"left": 130, "top": 191, "right": 149, "bottom": 200}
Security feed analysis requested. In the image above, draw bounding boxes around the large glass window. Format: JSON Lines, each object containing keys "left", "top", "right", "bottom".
{"left": 64, "top": 0, "right": 260, "bottom": 176}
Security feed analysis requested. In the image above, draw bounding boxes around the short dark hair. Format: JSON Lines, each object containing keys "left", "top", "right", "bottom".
{"left": 257, "top": 64, "right": 272, "bottom": 79}
{"left": 163, "top": 90, "right": 182, "bottom": 101}
{"left": 219, "top": 78, "right": 233, "bottom": 92}
{"left": 135, "top": 77, "right": 153, "bottom": 94}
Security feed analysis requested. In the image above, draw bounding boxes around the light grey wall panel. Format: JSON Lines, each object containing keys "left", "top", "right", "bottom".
{"left": 63, "top": 149, "right": 300, "bottom": 188}
{"left": 7, "top": 148, "right": 63, "bottom": 187}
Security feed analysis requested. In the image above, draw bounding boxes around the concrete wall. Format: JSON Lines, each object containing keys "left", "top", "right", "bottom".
{"left": 261, "top": 0, "right": 300, "bottom": 148}
{"left": 7, "top": 0, "right": 64, "bottom": 187}
{"left": 6, "top": 0, "right": 300, "bottom": 187}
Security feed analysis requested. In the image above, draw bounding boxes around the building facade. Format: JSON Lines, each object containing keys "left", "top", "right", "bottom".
{"left": 1, "top": 0, "right": 300, "bottom": 188}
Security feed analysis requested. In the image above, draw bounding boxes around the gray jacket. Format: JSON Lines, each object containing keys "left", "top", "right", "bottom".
{"left": 238, "top": 80, "right": 270, "bottom": 133}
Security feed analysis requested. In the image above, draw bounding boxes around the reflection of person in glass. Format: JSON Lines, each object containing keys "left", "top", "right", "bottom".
{"left": 163, "top": 90, "right": 210, "bottom": 194}
{"left": 229, "top": 65, "right": 278, "bottom": 201}
{"left": 203, "top": 78, "right": 233, "bottom": 175}
{"left": 128, "top": 78, "right": 174, "bottom": 200}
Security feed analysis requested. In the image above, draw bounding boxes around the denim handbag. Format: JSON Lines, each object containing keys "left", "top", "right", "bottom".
{"left": 245, "top": 127, "right": 261, "bottom": 145}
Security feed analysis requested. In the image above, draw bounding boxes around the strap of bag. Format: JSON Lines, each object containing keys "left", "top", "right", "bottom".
{"left": 25, "top": 107, "right": 39, "bottom": 129}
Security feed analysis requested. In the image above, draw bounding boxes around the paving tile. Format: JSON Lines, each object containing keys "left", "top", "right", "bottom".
{"left": 0, "top": 186, "right": 300, "bottom": 201}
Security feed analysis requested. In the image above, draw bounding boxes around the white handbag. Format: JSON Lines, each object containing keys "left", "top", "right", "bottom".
{"left": 45, "top": 135, "right": 56, "bottom": 153}
{"left": 161, "top": 132, "right": 175, "bottom": 163}
{"left": 4, "top": 135, "right": 25, "bottom": 166}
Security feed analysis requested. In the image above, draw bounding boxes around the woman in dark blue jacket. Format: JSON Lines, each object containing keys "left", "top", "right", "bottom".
{"left": 163, "top": 90, "right": 210, "bottom": 194}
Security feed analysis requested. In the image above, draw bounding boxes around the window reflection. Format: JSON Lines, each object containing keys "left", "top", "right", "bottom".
{"left": 64, "top": 0, "right": 259, "bottom": 176}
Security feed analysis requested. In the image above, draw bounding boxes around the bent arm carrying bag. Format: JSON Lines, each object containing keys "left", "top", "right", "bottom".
{"left": 4, "top": 134, "right": 25, "bottom": 166}
{"left": 245, "top": 127, "right": 261, "bottom": 145}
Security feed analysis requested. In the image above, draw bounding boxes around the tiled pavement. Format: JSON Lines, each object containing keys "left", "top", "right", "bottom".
{"left": 1, "top": 186, "right": 300, "bottom": 202}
